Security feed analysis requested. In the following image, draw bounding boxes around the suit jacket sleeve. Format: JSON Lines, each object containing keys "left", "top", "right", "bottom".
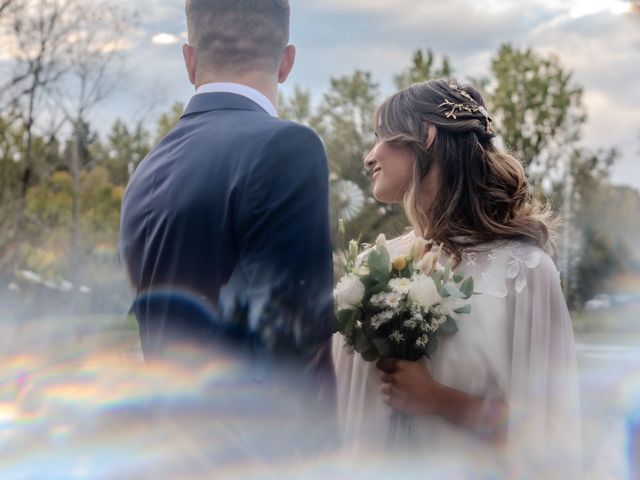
{"left": 234, "top": 123, "right": 334, "bottom": 362}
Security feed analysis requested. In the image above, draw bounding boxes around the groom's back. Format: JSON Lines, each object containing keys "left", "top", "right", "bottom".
{"left": 121, "top": 96, "right": 280, "bottom": 298}
{"left": 118, "top": 0, "right": 335, "bottom": 460}
{"left": 120, "top": 93, "right": 333, "bottom": 363}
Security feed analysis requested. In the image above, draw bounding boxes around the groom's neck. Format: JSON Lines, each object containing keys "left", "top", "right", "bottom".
{"left": 195, "top": 71, "right": 279, "bottom": 108}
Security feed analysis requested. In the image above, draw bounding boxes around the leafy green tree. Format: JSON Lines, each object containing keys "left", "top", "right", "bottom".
{"left": 489, "top": 44, "right": 585, "bottom": 178}
{"left": 22, "top": 163, "right": 124, "bottom": 282}
{"left": 550, "top": 147, "right": 638, "bottom": 308}
{"left": 25, "top": 170, "right": 73, "bottom": 232}
{"left": 79, "top": 166, "right": 124, "bottom": 246}
{"left": 569, "top": 228, "right": 622, "bottom": 308}
{"left": 0, "top": 117, "right": 61, "bottom": 277}
{"left": 22, "top": 169, "right": 74, "bottom": 280}
{"left": 278, "top": 86, "right": 318, "bottom": 128}
{"left": 98, "top": 119, "right": 151, "bottom": 185}
{"left": 155, "top": 102, "right": 185, "bottom": 143}
{"left": 279, "top": 71, "right": 409, "bottom": 244}
{"left": 314, "top": 71, "right": 407, "bottom": 243}
{"left": 394, "top": 48, "right": 454, "bottom": 89}
{"left": 316, "top": 70, "right": 379, "bottom": 182}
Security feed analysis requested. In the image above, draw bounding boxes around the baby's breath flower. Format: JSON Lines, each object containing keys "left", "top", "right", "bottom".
{"left": 434, "top": 315, "right": 448, "bottom": 328}
{"left": 403, "top": 319, "right": 418, "bottom": 329}
{"left": 371, "top": 310, "right": 395, "bottom": 329}
{"left": 370, "top": 293, "right": 387, "bottom": 307}
{"left": 421, "top": 321, "right": 437, "bottom": 333}
{"left": 390, "top": 330, "right": 405, "bottom": 343}
{"left": 384, "top": 291, "right": 404, "bottom": 310}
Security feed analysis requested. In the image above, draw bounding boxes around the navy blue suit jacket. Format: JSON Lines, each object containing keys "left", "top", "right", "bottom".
{"left": 119, "top": 93, "right": 334, "bottom": 378}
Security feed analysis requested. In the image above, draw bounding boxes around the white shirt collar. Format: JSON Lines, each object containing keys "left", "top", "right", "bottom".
{"left": 195, "top": 82, "right": 278, "bottom": 117}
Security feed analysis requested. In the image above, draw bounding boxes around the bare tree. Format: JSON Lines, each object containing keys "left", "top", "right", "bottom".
{"left": 51, "top": 3, "right": 131, "bottom": 281}
{"left": 0, "top": 0, "right": 16, "bottom": 17}
{"left": 0, "top": 0, "right": 132, "bottom": 279}
{"left": 0, "top": 0, "right": 79, "bottom": 277}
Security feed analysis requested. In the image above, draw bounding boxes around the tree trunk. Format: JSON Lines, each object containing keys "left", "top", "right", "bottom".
{"left": 70, "top": 120, "right": 81, "bottom": 284}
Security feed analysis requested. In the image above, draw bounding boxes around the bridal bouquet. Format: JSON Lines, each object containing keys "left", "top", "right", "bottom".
{"left": 333, "top": 225, "right": 474, "bottom": 362}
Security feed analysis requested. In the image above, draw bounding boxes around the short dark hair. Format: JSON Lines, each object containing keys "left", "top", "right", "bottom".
{"left": 185, "top": 0, "right": 290, "bottom": 74}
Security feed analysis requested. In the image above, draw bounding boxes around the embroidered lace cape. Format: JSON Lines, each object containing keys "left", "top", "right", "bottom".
{"left": 332, "top": 232, "right": 582, "bottom": 478}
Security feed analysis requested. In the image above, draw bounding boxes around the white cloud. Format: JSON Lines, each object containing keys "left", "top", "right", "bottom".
{"left": 569, "top": 0, "right": 632, "bottom": 18}
{"left": 151, "top": 33, "right": 182, "bottom": 46}
{"left": 86, "top": 0, "right": 640, "bottom": 188}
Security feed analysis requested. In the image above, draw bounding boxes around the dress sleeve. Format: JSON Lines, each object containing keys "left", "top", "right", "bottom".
{"left": 507, "top": 251, "right": 583, "bottom": 477}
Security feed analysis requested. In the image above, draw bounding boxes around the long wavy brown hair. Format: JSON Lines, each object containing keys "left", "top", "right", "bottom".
{"left": 374, "top": 79, "right": 556, "bottom": 262}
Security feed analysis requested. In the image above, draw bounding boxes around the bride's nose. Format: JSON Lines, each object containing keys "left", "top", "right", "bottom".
{"left": 363, "top": 145, "right": 377, "bottom": 170}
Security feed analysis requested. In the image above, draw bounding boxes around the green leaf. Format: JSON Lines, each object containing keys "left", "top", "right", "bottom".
{"left": 452, "top": 272, "right": 464, "bottom": 283}
{"left": 439, "top": 316, "right": 458, "bottom": 335}
{"left": 376, "top": 245, "right": 391, "bottom": 270}
{"left": 366, "top": 247, "right": 391, "bottom": 287}
{"left": 363, "top": 277, "right": 388, "bottom": 297}
{"left": 426, "top": 336, "right": 439, "bottom": 357}
{"left": 333, "top": 310, "right": 346, "bottom": 332}
{"left": 336, "top": 309, "right": 360, "bottom": 337}
{"left": 372, "top": 337, "right": 392, "bottom": 357}
{"left": 460, "top": 277, "right": 474, "bottom": 298}
{"left": 400, "top": 264, "right": 413, "bottom": 279}
{"left": 361, "top": 347, "right": 379, "bottom": 362}
{"left": 442, "top": 283, "right": 463, "bottom": 298}
{"left": 431, "top": 271, "right": 443, "bottom": 289}
{"left": 442, "top": 265, "right": 451, "bottom": 283}
{"left": 453, "top": 304, "right": 471, "bottom": 315}
{"left": 354, "top": 327, "right": 374, "bottom": 354}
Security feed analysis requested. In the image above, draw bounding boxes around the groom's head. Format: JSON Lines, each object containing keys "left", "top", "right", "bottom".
{"left": 183, "top": 0, "right": 294, "bottom": 85}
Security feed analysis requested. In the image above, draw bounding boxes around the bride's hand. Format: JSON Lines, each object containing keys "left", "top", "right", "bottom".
{"left": 376, "top": 358, "right": 443, "bottom": 416}
{"left": 377, "top": 358, "right": 509, "bottom": 442}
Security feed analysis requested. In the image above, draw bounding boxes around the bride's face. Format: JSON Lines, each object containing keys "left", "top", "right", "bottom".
{"left": 363, "top": 141, "right": 415, "bottom": 203}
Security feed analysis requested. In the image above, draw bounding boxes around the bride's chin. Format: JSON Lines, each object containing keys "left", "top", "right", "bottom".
{"left": 372, "top": 190, "right": 394, "bottom": 204}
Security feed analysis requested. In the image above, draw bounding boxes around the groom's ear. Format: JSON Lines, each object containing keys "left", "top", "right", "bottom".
{"left": 183, "top": 44, "right": 197, "bottom": 86}
{"left": 277, "top": 44, "right": 296, "bottom": 84}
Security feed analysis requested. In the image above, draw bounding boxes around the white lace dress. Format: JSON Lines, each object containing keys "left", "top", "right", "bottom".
{"left": 332, "top": 232, "right": 582, "bottom": 478}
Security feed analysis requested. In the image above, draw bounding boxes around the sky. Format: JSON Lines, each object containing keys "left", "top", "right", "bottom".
{"left": 75, "top": 0, "right": 640, "bottom": 189}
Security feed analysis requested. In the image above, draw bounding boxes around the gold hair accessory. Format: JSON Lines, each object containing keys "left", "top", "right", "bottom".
{"left": 439, "top": 84, "right": 496, "bottom": 135}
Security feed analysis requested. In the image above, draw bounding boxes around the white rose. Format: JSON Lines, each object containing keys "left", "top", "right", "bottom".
{"left": 409, "top": 274, "right": 441, "bottom": 310}
{"left": 375, "top": 233, "right": 387, "bottom": 248}
{"left": 388, "top": 278, "right": 412, "bottom": 294}
{"left": 334, "top": 273, "right": 365, "bottom": 310}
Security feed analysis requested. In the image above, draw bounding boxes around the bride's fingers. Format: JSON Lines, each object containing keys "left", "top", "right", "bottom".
{"left": 379, "top": 372, "right": 395, "bottom": 383}
{"left": 380, "top": 386, "right": 412, "bottom": 413}
{"left": 376, "top": 358, "right": 395, "bottom": 372}
{"left": 379, "top": 382, "right": 392, "bottom": 396}
{"left": 387, "top": 393, "right": 408, "bottom": 412}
